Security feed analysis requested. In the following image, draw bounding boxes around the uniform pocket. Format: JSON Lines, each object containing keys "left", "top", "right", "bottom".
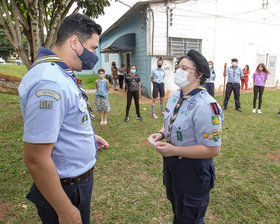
{"left": 182, "top": 193, "right": 209, "bottom": 219}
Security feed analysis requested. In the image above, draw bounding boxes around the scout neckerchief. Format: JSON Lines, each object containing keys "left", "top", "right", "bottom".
{"left": 166, "top": 85, "right": 206, "bottom": 143}
{"left": 30, "top": 47, "right": 95, "bottom": 121}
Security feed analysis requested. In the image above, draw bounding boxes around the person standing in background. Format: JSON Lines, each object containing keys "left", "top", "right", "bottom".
{"left": 111, "top": 61, "right": 118, "bottom": 91}
{"left": 242, "top": 65, "right": 250, "bottom": 91}
{"left": 204, "top": 61, "right": 216, "bottom": 97}
{"left": 125, "top": 65, "right": 143, "bottom": 122}
{"left": 151, "top": 58, "right": 166, "bottom": 118}
{"left": 252, "top": 63, "right": 269, "bottom": 114}
{"left": 94, "top": 69, "right": 110, "bottom": 125}
{"left": 223, "top": 58, "right": 244, "bottom": 112}
{"left": 118, "top": 63, "right": 125, "bottom": 90}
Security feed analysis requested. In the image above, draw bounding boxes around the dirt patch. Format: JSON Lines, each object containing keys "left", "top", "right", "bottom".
{"left": 0, "top": 202, "right": 13, "bottom": 220}
{"left": 265, "top": 153, "right": 280, "bottom": 159}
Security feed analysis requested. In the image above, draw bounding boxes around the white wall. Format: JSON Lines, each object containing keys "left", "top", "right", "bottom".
{"left": 149, "top": 0, "right": 280, "bottom": 93}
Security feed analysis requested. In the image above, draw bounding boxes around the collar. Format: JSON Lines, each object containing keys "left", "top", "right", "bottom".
{"left": 180, "top": 85, "right": 206, "bottom": 100}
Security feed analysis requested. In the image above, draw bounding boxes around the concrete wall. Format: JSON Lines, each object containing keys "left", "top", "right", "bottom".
{"left": 148, "top": 0, "right": 280, "bottom": 93}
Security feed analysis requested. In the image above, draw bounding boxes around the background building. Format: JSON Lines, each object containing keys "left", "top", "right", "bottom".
{"left": 90, "top": 0, "right": 280, "bottom": 98}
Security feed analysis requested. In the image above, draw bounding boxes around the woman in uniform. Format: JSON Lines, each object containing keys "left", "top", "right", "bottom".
{"left": 149, "top": 50, "right": 224, "bottom": 224}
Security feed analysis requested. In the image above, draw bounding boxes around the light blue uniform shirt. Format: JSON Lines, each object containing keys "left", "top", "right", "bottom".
{"left": 18, "top": 62, "right": 97, "bottom": 178}
{"left": 164, "top": 90, "right": 224, "bottom": 146}
{"left": 150, "top": 67, "right": 165, "bottom": 83}
{"left": 96, "top": 79, "right": 108, "bottom": 99}
{"left": 205, "top": 70, "right": 216, "bottom": 83}
{"left": 226, "top": 66, "right": 244, "bottom": 83}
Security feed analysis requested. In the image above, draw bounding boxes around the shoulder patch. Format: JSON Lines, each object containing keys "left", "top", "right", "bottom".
{"left": 210, "top": 103, "right": 220, "bottom": 115}
{"left": 36, "top": 89, "right": 61, "bottom": 101}
{"left": 200, "top": 91, "right": 215, "bottom": 104}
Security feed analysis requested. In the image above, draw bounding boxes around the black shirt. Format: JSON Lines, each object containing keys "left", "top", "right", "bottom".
{"left": 125, "top": 74, "right": 140, "bottom": 92}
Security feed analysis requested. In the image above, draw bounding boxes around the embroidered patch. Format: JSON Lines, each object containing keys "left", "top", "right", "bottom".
{"left": 212, "top": 116, "right": 220, "bottom": 125}
{"left": 187, "top": 99, "right": 196, "bottom": 110}
{"left": 177, "top": 131, "right": 183, "bottom": 141}
{"left": 172, "top": 98, "right": 177, "bottom": 103}
{"left": 165, "top": 108, "right": 170, "bottom": 113}
{"left": 203, "top": 130, "right": 221, "bottom": 141}
{"left": 40, "top": 101, "right": 53, "bottom": 109}
{"left": 81, "top": 113, "right": 89, "bottom": 126}
{"left": 36, "top": 89, "right": 61, "bottom": 101}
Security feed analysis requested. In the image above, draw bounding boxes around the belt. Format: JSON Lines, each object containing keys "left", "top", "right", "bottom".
{"left": 60, "top": 166, "right": 94, "bottom": 185}
{"left": 228, "top": 82, "right": 239, "bottom": 85}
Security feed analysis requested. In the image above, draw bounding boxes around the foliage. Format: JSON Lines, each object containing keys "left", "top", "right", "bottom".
{"left": 0, "top": 90, "right": 279, "bottom": 223}
{"left": 0, "top": 29, "right": 14, "bottom": 60}
{"left": 0, "top": 0, "right": 111, "bottom": 68}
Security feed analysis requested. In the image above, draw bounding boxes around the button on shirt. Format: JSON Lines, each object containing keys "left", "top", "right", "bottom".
{"left": 18, "top": 62, "right": 97, "bottom": 178}
{"left": 226, "top": 66, "right": 244, "bottom": 83}
{"left": 164, "top": 90, "right": 224, "bottom": 147}
{"left": 151, "top": 67, "right": 165, "bottom": 83}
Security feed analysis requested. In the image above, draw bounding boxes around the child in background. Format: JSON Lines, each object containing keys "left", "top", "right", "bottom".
{"left": 125, "top": 65, "right": 143, "bottom": 122}
{"left": 252, "top": 63, "right": 269, "bottom": 114}
{"left": 242, "top": 65, "right": 250, "bottom": 91}
{"left": 94, "top": 69, "right": 110, "bottom": 125}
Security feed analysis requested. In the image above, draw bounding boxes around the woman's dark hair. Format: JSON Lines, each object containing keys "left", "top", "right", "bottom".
{"left": 244, "top": 64, "right": 250, "bottom": 71}
{"left": 256, "top": 63, "right": 270, "bottom": 74}
{"left": 56, "top": 13, "right": 102, "bottom": 46}
{"left": 98, "top": 69, "right": 105, "bottom": 74}
{"left": 111, "top": 61, "right": 117, "bottom": 68}
{"left": 208, "top": 61, "right": 214, "bottom": 69}
{"left": 157, "top": 57, "right": 163, "bottom": 64}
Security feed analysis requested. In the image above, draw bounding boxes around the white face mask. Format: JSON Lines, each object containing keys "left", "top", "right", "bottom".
{"left": 232, "top": 62, "right": 237, "bottom": 67}
{"left": 174, "top": 68, "right": 191, "bottom": 88}
{"left": 99, "top": 74, "right": 105, "bottom": 78}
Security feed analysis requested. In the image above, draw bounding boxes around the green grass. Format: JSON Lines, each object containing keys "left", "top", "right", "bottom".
{"left": 0, "top": 65, "right": 28, "bottom": 78}
{"left": 0, "top": 65, "right": 97, "bottom": 89}
{"left": 0, "top": 90, "right": 280, "bottom": 223}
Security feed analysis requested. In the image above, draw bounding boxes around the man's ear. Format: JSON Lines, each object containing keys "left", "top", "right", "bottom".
{"left": 69, "top": 35, "right": 79, "bottom": 51}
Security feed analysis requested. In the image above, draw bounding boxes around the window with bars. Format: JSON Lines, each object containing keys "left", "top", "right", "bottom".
{"left": 168, "top": 37, "right": 202, "bottom": 57}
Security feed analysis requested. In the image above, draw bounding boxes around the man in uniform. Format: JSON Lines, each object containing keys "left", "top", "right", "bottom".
{"left": 18, "top": 13, "right": 109, "bottom": 224}
{"left": 223, "top": 58, "right": 244, "bottom": 112}
{"left": 151, "top": 58, "right": 166, "bottom": 118}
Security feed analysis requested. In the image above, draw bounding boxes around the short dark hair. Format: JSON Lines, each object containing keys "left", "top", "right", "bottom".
{"left": 56, "top": 13, "right": 102, "bottom": 46}
{"left": 98, "top": 69, "right": 105, "bottom": 74}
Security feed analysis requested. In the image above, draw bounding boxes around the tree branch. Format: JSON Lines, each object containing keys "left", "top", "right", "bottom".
{"left": 13, "top": 0, "right": 29, "bottom": 32}
{"left": 1, "top": 0, "right": 17, "bottom": 42}
{"left": 38, "top": 0, "right": 44, "bottom": 45}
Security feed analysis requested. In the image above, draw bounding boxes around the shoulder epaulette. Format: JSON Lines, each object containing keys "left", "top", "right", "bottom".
{"left": 210, "top": 102, "right": 220, "bottom": 115}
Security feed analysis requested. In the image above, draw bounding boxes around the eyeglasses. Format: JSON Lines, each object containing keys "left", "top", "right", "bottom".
{"left": 178, "top": 65, "right": 196, "bottom": 72}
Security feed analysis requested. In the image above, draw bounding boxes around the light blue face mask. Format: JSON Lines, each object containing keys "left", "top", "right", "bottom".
{"left": 130, "top": 69, "right": 136, "bottom": 74}
{"left": 76, "top": 40, "right": 98, "bottom": 70}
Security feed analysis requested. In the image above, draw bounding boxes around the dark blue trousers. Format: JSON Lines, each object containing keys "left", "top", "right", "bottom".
{"left": 26, "top": 172, "right": 93, "bottom": 224}
{"left": 204, "top": 83, "right": 215, "bottom": 97}
{"left": 223, "top": 82, "right": 241, "bottom": 109}
{"left": 163, "top": 157, "right": 215, "bottom": 224}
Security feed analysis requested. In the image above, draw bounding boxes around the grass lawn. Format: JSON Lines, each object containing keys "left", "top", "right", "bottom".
{"left": 0, "top": 65, "right": 28, "bottom": 78}
{"left": 0, "top": 89, "right": 279, "bottom": 223}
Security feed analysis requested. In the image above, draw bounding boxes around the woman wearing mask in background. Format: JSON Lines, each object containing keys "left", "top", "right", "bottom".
{"left": 151, "top": 58, "right": 166, "bottom": 118}
{"left": 242, "top": 64, "right": 250, "bottom": 91}
{"left": 125, "top": 65, "right": 143, "bottom": 122}
{"left": 149, "top": 50, "right": 224, "bottom": 224}
{"left": 111, "top": 61, "right": 118, "bottom": 91}
{"left": 252, "top": 63, "right": 269, "bottom": 114}
{"left": 204, "top": 61, "right": 216, "bottom": 97}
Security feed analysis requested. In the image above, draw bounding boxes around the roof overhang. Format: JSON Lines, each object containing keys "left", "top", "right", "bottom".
{"left": 100, "top": 33, "right": 136, "bottom": 53}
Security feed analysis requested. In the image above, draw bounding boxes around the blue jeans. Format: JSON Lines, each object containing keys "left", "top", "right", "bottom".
{"left": 204, "top": 83, "right": 215, "bottom": 97}
{"left": 26, "top": 172, "right": 93, "bottom": 224}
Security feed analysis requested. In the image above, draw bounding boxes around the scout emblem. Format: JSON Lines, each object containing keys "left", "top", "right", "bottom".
{"left": 81, "top": 113, "right": 89, "bottom": 126}
{"left": 212, "top": 116, "right": 220, "bottom": 125}
{"left": 177, "top": 131, "right": 183, "bottom": 141}
{"left": 187, "top": 99, "right": 196, "bottom": 110}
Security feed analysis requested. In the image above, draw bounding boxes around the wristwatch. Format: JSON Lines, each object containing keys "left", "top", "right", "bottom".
{"left": 157, "top": 131, "right": 165, "bottom": 140}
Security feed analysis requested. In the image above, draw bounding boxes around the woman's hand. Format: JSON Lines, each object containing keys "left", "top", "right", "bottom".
{"left": 155, "top": 142, "right": 176, "bottom": 157}
{"left": 149, "top": 133, "right": 162, "bottom": 142}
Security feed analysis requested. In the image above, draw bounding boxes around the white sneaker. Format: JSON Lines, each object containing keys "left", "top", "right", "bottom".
{"left": 258, "top": 109, "right": 262, "bottom": 114}
{"left": 252, "top": 109, "right": 256, "bottom": 113}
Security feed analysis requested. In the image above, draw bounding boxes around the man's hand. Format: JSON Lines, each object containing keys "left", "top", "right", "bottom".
{"left": 149, "top": 133, "right": 163, "bottom": 143}
{"left": 95, "top": 135, "right": 109, "bottom": 152}
{"left": 58, "top": 205, "right": 82, "bottom": 224}
{"left": 155, "top": 142, "right": 176, "bottom": 157}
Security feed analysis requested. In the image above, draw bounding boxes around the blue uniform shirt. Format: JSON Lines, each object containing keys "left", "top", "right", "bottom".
{"left": 205, "top": 70, "right": 216, "bottom": 83}
{"left": 151, "top": 67, "right": 165, "bottom": 83}
{"left": 96, "top": 79, "right": 108, "bottom": 99}
{"left": 164, "top": 90, "right": 224, "bottom": 147}
{"left": 226, "top": 66, "right": 244, "bottom": 83}
{"left": 18, "top": 62, "right": 97, "bottom": 178}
